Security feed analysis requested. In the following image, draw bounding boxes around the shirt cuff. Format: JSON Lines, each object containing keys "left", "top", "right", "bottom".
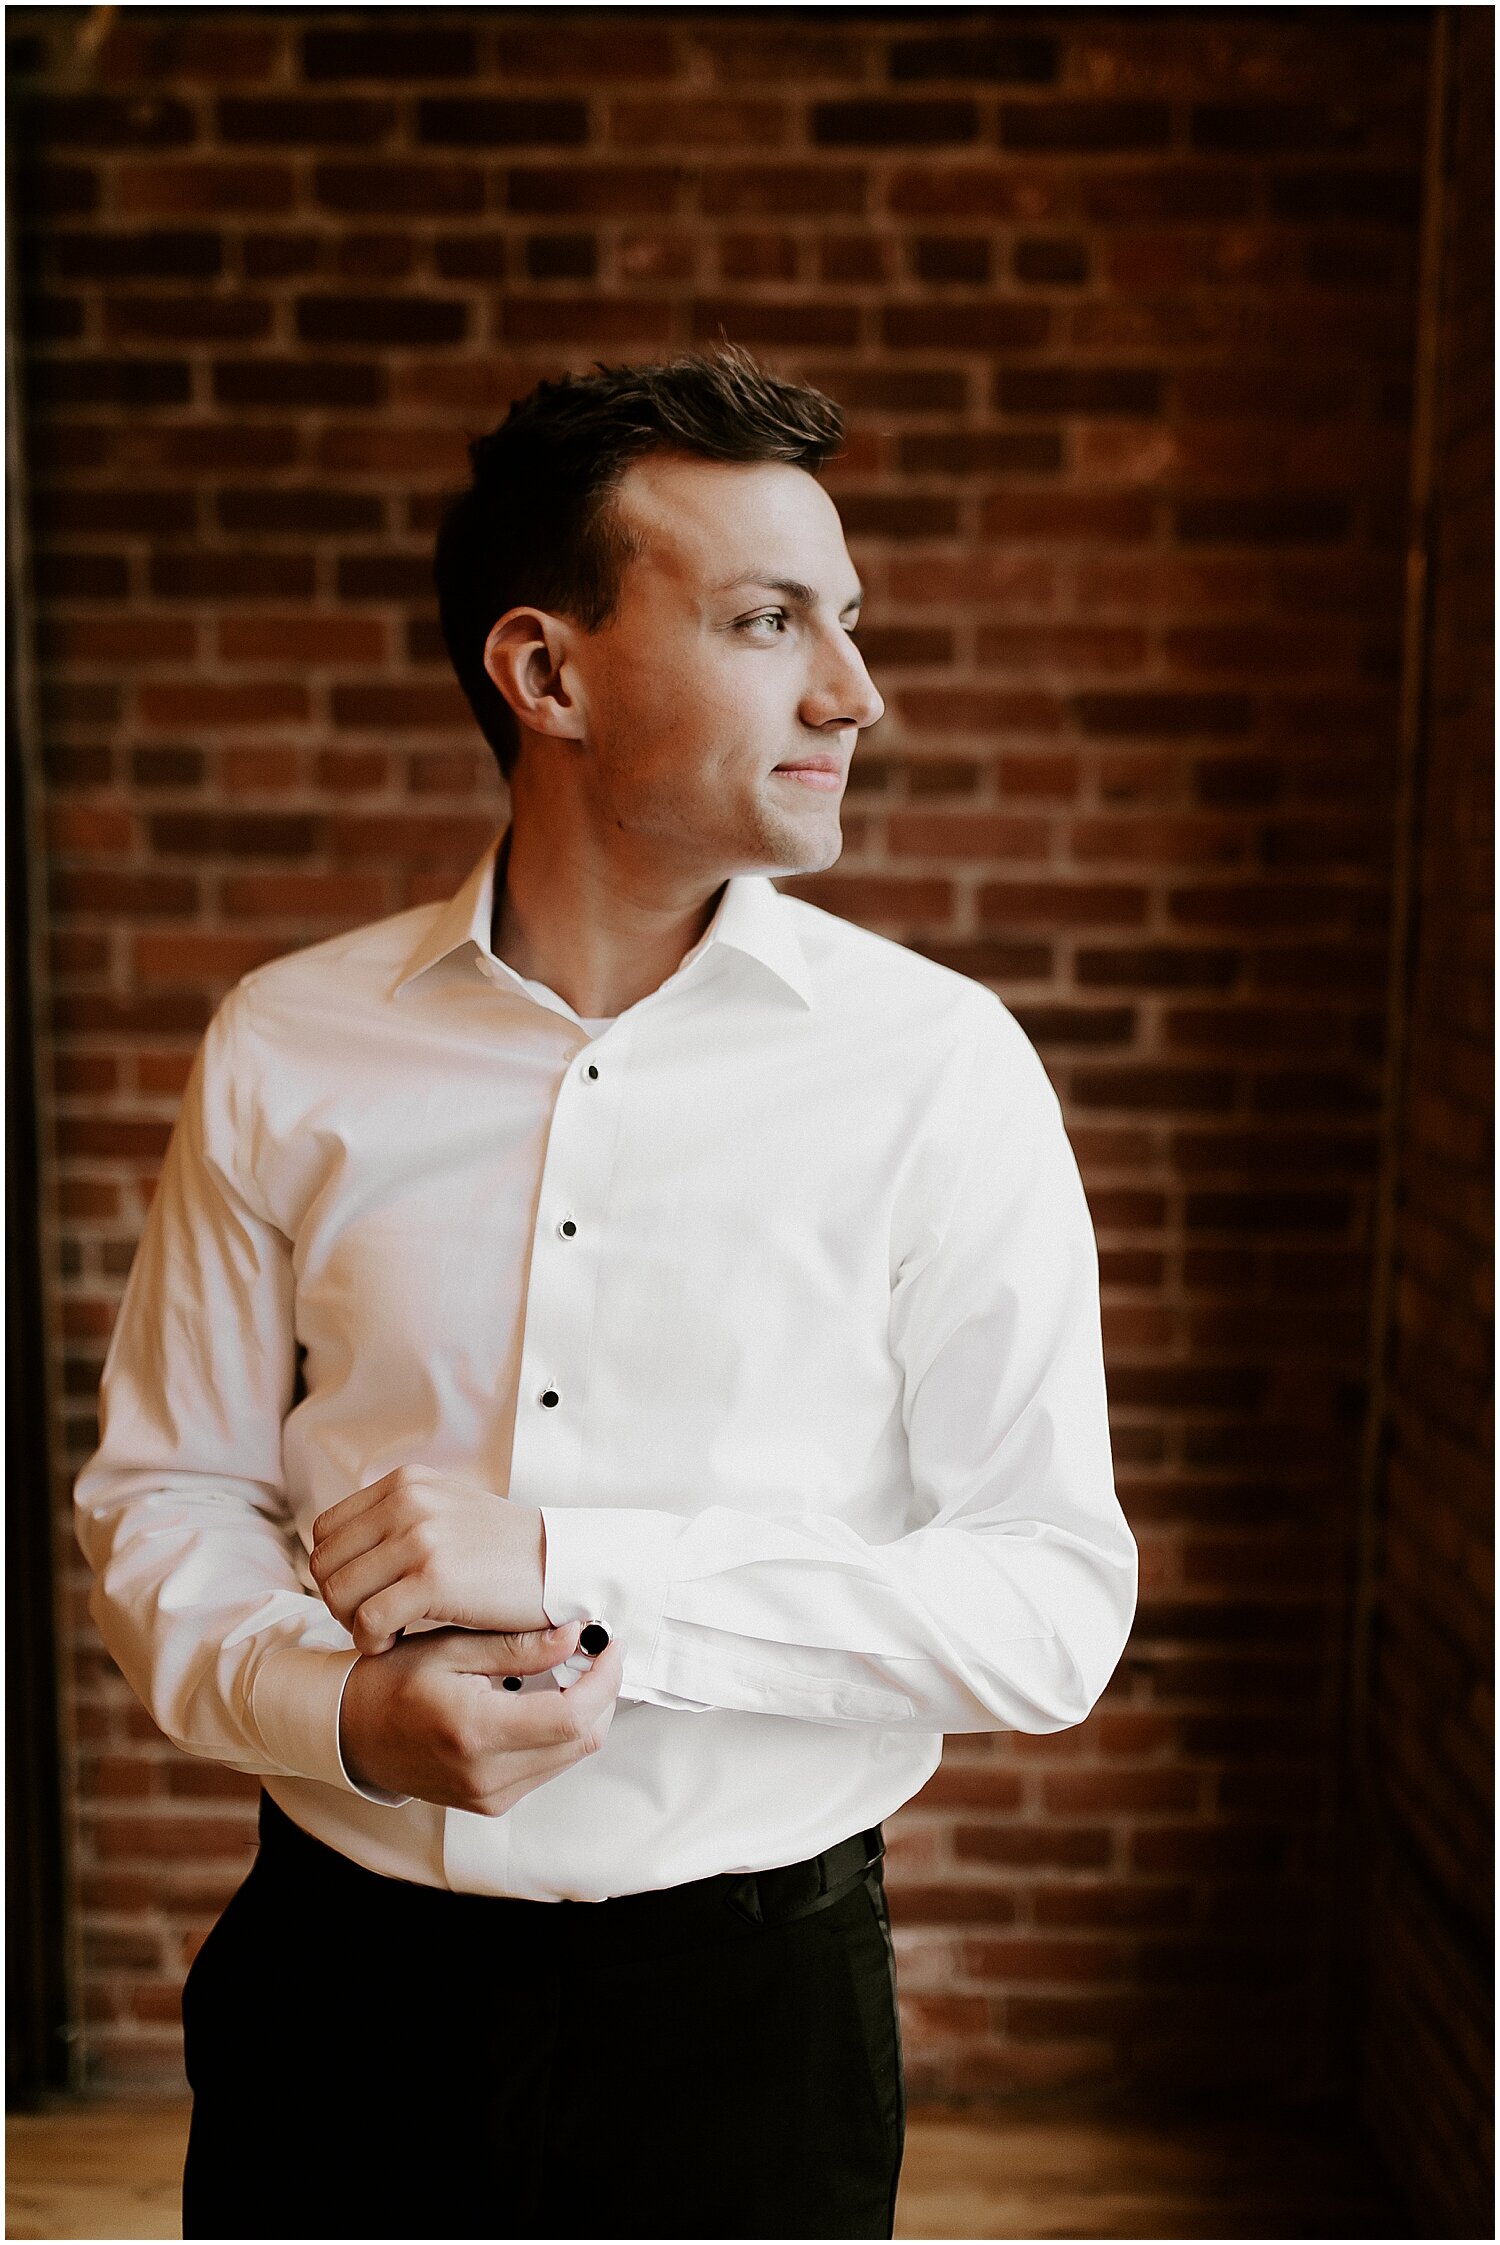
{"left": 249, "top": 1644, "right": 410, "bottom": 1806}
{"left": 540, "top": 1506, "right": 683, "bottom": 1699}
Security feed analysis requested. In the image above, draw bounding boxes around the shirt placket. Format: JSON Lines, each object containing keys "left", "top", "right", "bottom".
{"left": 509, "top": 1020, "right": 632, "bottom": 1511}
{"left": 441, "top": 1010, "right": 634, "bottom": 1891}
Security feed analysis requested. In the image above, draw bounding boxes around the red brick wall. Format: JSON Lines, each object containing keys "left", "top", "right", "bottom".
{"left": 10, "top": 6, "right": 1435, "bottom": 2107}
{"left": 1358, "top": 10, "right": 1494, "bottom": 2234}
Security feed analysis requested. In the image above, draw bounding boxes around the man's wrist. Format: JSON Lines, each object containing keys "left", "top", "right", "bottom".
{"left": 336, "top": 1654, "right": 411, "bottom": 1807}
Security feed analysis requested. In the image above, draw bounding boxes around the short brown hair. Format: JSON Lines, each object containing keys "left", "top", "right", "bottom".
{"left": 432, "top": 344, "right": 844, "bottom": 781}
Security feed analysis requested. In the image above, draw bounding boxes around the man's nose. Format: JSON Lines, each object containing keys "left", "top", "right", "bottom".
{"left": 810, "top": 631, "right": 885, "bottom": 731}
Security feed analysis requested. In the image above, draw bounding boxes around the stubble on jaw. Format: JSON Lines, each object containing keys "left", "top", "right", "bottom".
{"left": 589, "top": 732, "right": 846, "bottom": 884}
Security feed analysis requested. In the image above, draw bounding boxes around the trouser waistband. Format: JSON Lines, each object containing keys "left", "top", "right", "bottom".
{"left": 255, "top": 1792, "right": 885, "bottom": 1934}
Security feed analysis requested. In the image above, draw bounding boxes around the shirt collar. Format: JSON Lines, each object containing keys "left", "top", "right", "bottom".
{"left": 391, "top": 825, "right": 814, "bottom": 1011}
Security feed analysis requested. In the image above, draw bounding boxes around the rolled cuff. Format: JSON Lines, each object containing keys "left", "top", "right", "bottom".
{"left": 539, "top": 1505, "right": 683, "bottom": 1700}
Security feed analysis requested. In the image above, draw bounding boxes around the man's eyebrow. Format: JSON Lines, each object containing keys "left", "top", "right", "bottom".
{"left": 712, "top": 573, "right": 864, "bottom": 611}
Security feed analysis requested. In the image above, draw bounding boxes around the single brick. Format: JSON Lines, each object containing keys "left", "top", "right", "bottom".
{"left": 41, "top": 617, "right": 194, "bottom": 666}
{"left": 337, "top": 555, "right": 434, "bottom": 600}
{"left": 995, "top": 749, "right": 1079, "bottom": 798}
{"left": 699, "top": 166, "right": 866, "bottom": 217}
{"left": 243, "top": 231, "right": 321, "bottom": 278}
{"left": 118, "top": 161, "right": 295, "bottom": 215}
{"left": 1000, "top": 100, "right": 1171, "bottom": 152}
{"left": 32, "top": 553, "right": 130, "bottom": 600}
{"left": 1075, "top": 946, "right": 1239, "bottom": 991}
{"left": 720, "top": 233, "right": 798, "bottom": 282}
{"left": 435, "top": 233, "right": 509, "bottom": 280}
{"left": 997, "top": 367, "right": 1162, "bottom": 415}
{"left": 1174, "top": 496, "right": 1350, "bottom": 545}
{"left": 335, "top": 232, "right": 417, "bottom": 282}
{"left": 102, "top": 295, "right": 271, "bottom": 342}
{"left": 137, "top": 682, "right": 308, "bottom": 728}
{"left": 16, "top": 93, "right": 196, "bottom": 147}
{"left": 611, "top": 99, "right": 785, "bottom": 148}
{"left": 913, "top": 235, "right": 990, "bottom": 284}
{"left": 1014, "top": 236, "right": 1089, "bottom": 284}
{"left": 897, "top": 432, "right": 1061, "bottom": 475}
{"left": 913, "top": 938, "right": 1052, "bottom": 979}
{"left": 977, "top": 881, "right": 1147, "bottom": 928}
{"left": 149, "top": 812, "right": 322, "bottom": 858}
{"left": 492, "top": 26, "right": 677, "bottom": 77}
{"left": 313, "top": 163, "right": 484, "bottom": 216}
{"left": 499, "top": 297, "right": 674, "bottom": 344}
{"left": 883, "top": 302, "right": 1048, "bottom": 349}
{"left": 295, "top": 295, "right": 467, "bottom": 345}
{"left": 131, "top": 748, "right": 206, "bottom": 789}
{"left": 1269, "top": 168, "right": 1422, "bottom": 224}
{"left": 981, "top": 492, "right": 1154, "bottom": 540}
{"left": 416, "top": 99, "right": 587, "bottom": 146}
{"left": 890, "top": 35, "right": 1057, "bottom": 84}
{"left": 819, "top": 235, "right": 888, "bottom": 284}
{"left": 1071, "top": 1067, "right": 1238, "bottom": 1112}
{"left": 32, "top": 488, "right": 195, "bottom": 537}
{"left": 1075, "top": 693, "right": 1252, "bottom": 735}
{"left": 217, "top": 97, "right": 396, "bottom": 144}
{"left": 213, "top": 358, "right": 385, "bottom": 408}
{"left": 508, "top": 165, "right": 682, "bottom": 215}
{"left": 1083, "top": 168, "right": 1255, "bottom": 222}
{"left": 218, "top": 616, "right": 384, "bottom": 664}
{"left": 809, "top": 366, "right": 966, "bottom": 411}
{"left": 151, "top": 552, "right": 314, "bottom": 598}
{"left": 10, "top": 162, "right": 99, "bottom": 218}
{"left": 216, "top": 488, "right": 383, "bottom": 535}
{"left": 220, "top": 872, "right": 387, "bottom": 920}
{"left": 1190, "top": 102, "right": 1366, "bottom": 154}
{"left": 22, "top": 293, "right": 84, "bottom": 342}
{"left": 812, "top": 100, "right": 979, "bottom": 147}
{"left": 526, "top": 233, "right": 597, "bottom": 280}
{"left": 834, "top": 493, "right": 958, "bottom": 539}
{"left": 23, "top": 359, "right": 191, "bottom": 409}
{"left": 43, "top": 746, "right": 113, "bottom": 789}
{"left": 52, "top": 228, "right": 222, "bottom": 278}
{"left": 890, "top": 812, "right": 1050, "bottom": 861}
{"left": 980, "top": 625, "right": 1147, "bottom": 671}
{"left": 888, "top": 165, "right": 1066, "bottom": 220}
{"left": 330, "top": 686, "right": 470, "bottom": 731}
{"left": 302, "top": 29, "right": 477, "bottom": 79}
{"left": 1184, "top": 1190, "right": 1354, "bottom": 1233}
{"left": 776, "top": 873, "right": 954, "bottom": 926}
{"left": 690, "top": 298, "right": 858, "bottom": 347}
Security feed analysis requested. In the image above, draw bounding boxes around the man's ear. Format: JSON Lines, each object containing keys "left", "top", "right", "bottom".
{"left": 482, "top": 607, "right": 588, "bottom": 741}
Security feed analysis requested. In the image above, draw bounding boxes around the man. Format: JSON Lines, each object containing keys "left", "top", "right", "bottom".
{"left": 74, "top": 346, "right": 1138, "bottom": 2241}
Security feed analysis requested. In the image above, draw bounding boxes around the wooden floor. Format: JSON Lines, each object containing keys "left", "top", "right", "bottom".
{"left": 6, "top": 2098, "right": 1410, "bottom": 2240}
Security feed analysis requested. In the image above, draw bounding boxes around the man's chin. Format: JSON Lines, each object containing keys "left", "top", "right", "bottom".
{"left": 753, "top": 807, "right": 844, "bottom": 879}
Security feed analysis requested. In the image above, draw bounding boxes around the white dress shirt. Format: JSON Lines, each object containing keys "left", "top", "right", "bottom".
{"left": 74, "top": 826, "right": 1138, "bottom": 1902}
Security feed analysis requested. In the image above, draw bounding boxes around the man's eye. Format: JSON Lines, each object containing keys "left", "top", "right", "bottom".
{"left": 740, "top": 611, "right": 787, "bottom": 636}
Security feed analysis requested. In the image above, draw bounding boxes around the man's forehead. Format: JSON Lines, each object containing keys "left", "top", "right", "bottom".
{"left": 613, "top": 452, "right": 852, "bottom": 591}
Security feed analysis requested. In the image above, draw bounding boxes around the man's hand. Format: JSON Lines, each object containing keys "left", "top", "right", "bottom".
{"left": 338, "top": 1623, "right": 625, "bottom": 1813}
{"left": 310, "top": 1465, "right": 548, "bottom": 1654}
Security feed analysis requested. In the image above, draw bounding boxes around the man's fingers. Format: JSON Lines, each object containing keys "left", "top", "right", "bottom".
{"left": 308, "top": 1498, "right": 393, "bottom": 1589}
{"left": 448, "top": 1622, "right": 581, "bottom": 1677}
{"left": 309, "top": 1473, "right": 394, "bottom": 1546}
{"left": 467, "top": 1637, "right": 624, "bottom": 1750}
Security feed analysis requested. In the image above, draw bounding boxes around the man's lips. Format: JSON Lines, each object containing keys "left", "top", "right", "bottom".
{"left": 773, "top": 759, "right": 844, "bottom": 792}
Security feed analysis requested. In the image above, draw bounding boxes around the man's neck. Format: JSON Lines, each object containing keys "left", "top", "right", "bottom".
{"left": 489, "top": 816, "right": 724, "bottom": 1022}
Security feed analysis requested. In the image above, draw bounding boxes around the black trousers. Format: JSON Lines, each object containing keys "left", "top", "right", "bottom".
{"left": 181, "top": 1793, "right": 906, "bottom": 2240}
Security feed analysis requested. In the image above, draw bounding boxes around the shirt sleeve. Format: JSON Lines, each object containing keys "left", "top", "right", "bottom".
{"left": 541, "top": 999, "right": 1139, "bottom": 1734}
{"left": 72, "top": 984, "right": 409, "bottom": 1805}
